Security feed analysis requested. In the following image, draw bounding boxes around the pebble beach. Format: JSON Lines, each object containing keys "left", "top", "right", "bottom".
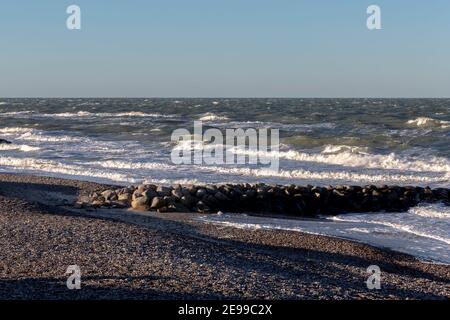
{"left": 0, "top": 173, "right": 449, "bottom": 300}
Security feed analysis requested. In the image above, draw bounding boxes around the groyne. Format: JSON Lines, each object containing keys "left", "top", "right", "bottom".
{"left": 79, "top": 183, "right": 450, "bottom": 216}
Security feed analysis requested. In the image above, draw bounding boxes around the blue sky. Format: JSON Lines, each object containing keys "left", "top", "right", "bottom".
{"left": 1, "top": 0, "right": 449, "bottom": 97}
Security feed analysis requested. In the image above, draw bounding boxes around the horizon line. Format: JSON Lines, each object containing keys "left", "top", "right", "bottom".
{"left": 2, "top": 96, "right": 450, "bottom": 99}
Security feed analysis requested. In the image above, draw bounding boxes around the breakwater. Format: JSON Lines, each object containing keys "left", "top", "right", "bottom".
{"left": 80, "top": 184, "right": 450, "bottom": 216}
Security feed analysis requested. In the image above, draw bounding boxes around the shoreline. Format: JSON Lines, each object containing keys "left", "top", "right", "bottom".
{"left": 0, "top": 172, "right": 449, "bottom": 299}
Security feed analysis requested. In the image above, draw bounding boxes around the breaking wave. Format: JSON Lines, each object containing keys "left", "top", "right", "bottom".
{"left": 198, "top": 112, "right": 230, "bottom": 121}
{"left": 407, "top": 117, "right": 450, "bottom": 129}
{"left": 0, "top": 110, "right": 175, "bottom": 118}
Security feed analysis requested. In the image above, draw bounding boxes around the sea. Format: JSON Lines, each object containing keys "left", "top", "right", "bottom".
{"left": 1, "top": 98, "right": 449, "bottom": 263}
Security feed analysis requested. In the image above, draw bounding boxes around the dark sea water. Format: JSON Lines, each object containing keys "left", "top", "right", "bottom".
{"left": 1, "top": 98, "right": 449, "bottom": 186}
{"left": 1, "top": 98, "right": 449, "bottom": 263}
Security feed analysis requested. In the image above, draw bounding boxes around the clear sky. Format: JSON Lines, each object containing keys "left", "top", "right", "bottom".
{"left": 1, "top": 0, "right": 449, "bottom": 98}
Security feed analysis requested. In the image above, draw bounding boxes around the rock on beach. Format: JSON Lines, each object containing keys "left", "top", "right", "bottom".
{"left": 81, "top": 183, "right": 450, "bottom": 216}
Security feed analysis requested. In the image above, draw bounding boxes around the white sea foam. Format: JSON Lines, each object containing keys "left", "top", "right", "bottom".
{"left": 89, "top": 160, "right": 173, "bottom": 170}
{"left": 0, "top": 110, "right": 175, "bottom": 119}
{"left": 198, "top": 112, "right": 229, "bottom": 121}
{"left": 0, "top": 143, "right": 40, "bottom": 152}
{"left": 0, "top": 127, "right": 34, "bottom": 134}
{"left": 407, "top": 117, "right": 450, "bottom": 129}
{"left": 17, "top": 130, "right": 84, "bottom": 143}
{"left": 0, "top": 111, "right": 34, "bottom": 116}
{"left": 174, "top": 138, "right": 450, "bottom": 176}
{"left": 0, "top": 156, "right": 134, "bottom": 184}
{"left": 196, "top": 165, "right": 448, "bottom": 185}
{"left": 237, "top": 144, "right": 450, "bottom": 175}
{"left": 197, "top": 202, "right": 450, "bottom": 264}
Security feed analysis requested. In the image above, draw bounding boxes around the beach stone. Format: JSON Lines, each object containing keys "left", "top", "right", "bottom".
{"left": 196, "top": 188, "right": 207, "bottom": 198}
{"left": 386, "top": 189, "right": 399, "bottom": 203}
{"left": 195, "top": 201, "right": 210, "bottom": 213}
{"left": 333, "top": 189, "right": 346, "bottom": 198}
{"left": 181, "top": 195, "right": 196, "bottom": 208}
{"left": 433, "top": 188, "right": 449, "bottom": 201}
{"left": 101, "top": 190, "right": 117, "bottom": 201}
{"left": 136, "top": 184, "right": 148, "bottom": 193}
{"left": 202, "top": 194, "right": 219, "bottom": 208}
{"left": 214, "top": 191, "right": 230, "bottom": 202}
{"left": 206, "top": 185, "right": 217, "bottom": 194}
{"left": 117, "top": 193, "right": 132, "bottom": 203}
{"left": 181, "top": 187, "right": 191, "bottom": 197}
{"left": 0, "top": 139, "right": 11, "bottom": 144}
{"left": 188, "top": 185, "right": 198, "bottom": 196}
{"left": 157, "top": 206, "right": 169, "bottom": 213}
{"left": 143, "top": 189, "right": 157, "bottom": 200}
{"left": 151, "top": 197, "right": 166, "bottom": 210}
{"left": 132, "top": 190, "right": 143, "bottom": 201}
{"left": 91, "top": 200, "right": 105, "bottom": 207}
{"left": 88, "top": 183, "right": 450, "bottom": 216}
{"left": 131, "top": 196, "right": 151, "bottom": 211}
{"left": 245, "top": 189, "right": 256, "bottom": 199}
{"left": 172, "top": 188, "right": 183, "bottom": 199}
{"left": 232, "top": 186, "right": 243, "bottom": 196}
{"left": 110, "top": 201, "right": 128, "bottom": 209}
{"left": 157, "top": 186, "right": 172, "bottom": 197}
{"left": 168, "top": 203, "right": 189, "bottom": 213}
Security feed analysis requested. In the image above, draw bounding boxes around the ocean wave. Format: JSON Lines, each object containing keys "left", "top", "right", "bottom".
{"left": 17, "top": 130, "right": 83, "bottom": 143}
{"left": 408, "top": 202, "right": 450, "bottom": 219}
{"left": 1, "top": 111, "right": 34, "bottom": 116}
{"left": 198, "top": 112, "right": 230, "bottom": 121}
{"left": 0, "top": 110, "right": 175, "bottom": 119}
{"left": 197, "top": 119, "right": 335, "bottom": 131}
{"left": 0, "top": 127, "right": 144, "bottom": 156}
{"left": 193, "top": 164, "right": 448, "bottom": 185}
{"left": 88, "top": 160, "right": 173, "bottom": 170}
{"left": 0, "top": 143, "right": 40, "bottom": 152}
{"left": 321, "top": 145, "right": 369, "bottom": 154}
{"left": 407, "top": 117, "right": 450, "bottom": 129}
{"left": 245, "top": 145, "right": 450, "bottom": 174}
{"left": 329, "top": 203, "right": 450, "bottom": 247}
{"left": 173, "top": 139, "right": 450, "bottom": 175}
{"left": 0, "top": 127, "right": 34, "bottom": 134}
{"left": 0, "top": 156, "right": 134, "bottom": 183}
{"left": 198, "top": 203, "right": 450, "bottom": 263}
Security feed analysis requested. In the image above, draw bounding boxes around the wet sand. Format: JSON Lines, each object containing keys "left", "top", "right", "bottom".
{"left": 0, "top": 173, "right": 449, "bottom": 299}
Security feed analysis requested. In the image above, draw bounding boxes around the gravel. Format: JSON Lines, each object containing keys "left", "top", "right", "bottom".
{"left": 0, "top": 173, "right": 449, "bottom": 300}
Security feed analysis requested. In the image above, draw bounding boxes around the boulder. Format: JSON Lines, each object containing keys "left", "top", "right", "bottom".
{"left": 156, "top": 186, "right": 172, "bottom": 197}
{"left": 171, "top": 188, "right": 183, "bottom": 199}
{"left": 151, "top": 197, "right": 166, "bottom": 210}
{"left": 87, "top": 183, "right": 450, "bottom": 216}
{"left": 196, "top": 188, "right": 207, "bottom": 198}
{"left": 143, "top": 189, "right": 157, "bottom": 199}
{"left": 131, "top": 196, "right": 151, "bottom": 211}
{"left": 181, "top": 195, "right": 196, "bottom": 208}
{"left": 117, "top": 193, "right": 132, "bottom": 202}
{"left": 195, "top": 201, "right": 210, "bottom": 213}
{"left": 0, "top": 139, "right": 11, "bottom": 144}
{"left": 101, "top": 190, "right": 117, "bottom": 201}
{"left": 214, "top": 191, "right": 230, "bottom": 202}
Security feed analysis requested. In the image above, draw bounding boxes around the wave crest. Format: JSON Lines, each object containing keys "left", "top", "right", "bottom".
{"left": 407, "top": 117, "right": 450, "bottom": 129}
